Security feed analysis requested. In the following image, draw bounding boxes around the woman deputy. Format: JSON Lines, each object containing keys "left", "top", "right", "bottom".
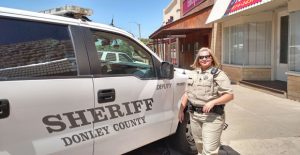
{"left": 178, "top": 47, "right": 234, "bottom": 155}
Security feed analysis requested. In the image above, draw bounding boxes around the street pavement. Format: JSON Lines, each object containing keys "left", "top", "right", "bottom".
{"left": 126, "top": 84, "right": 300, "bottom": 155}
{"left": 222, "top": 85, "right": 300, "bottom": 155}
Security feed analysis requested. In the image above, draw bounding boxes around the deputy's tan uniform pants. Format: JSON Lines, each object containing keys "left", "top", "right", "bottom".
{"left": 190, "top": 112, "right": 225, "bottom": 155}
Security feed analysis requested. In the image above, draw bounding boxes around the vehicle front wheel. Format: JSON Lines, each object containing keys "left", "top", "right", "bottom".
{"left": 169, "top": 111, "right": 197, "bottom": 155}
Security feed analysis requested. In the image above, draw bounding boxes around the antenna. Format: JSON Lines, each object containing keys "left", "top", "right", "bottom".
{"left": 110, "top": 15, "right": 115, "bottom": 27}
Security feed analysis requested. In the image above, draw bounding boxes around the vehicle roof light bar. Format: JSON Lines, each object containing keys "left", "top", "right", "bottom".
{"left": 40, "top": 5, "right": 93, "bottom": 21}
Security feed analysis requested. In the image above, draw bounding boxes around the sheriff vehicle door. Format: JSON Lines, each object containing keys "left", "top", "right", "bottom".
{"left": 83, "top": 28, "right": 175, "bottom": 154}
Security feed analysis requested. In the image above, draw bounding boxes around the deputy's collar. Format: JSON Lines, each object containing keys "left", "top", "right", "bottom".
{"left": 196, "top": 67, "right": 213, "bottom": 74}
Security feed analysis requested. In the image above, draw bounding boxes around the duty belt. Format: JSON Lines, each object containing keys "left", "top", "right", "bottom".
{"left": 188, "top": 101, "right": 224, "bottom": 115}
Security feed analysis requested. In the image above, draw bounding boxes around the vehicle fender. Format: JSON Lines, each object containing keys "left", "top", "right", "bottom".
{"left": 169, "top": 69, "right": 189, "bottom": 134}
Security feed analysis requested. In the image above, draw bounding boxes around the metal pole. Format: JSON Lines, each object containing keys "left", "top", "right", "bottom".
{"left": 130, "top": 22, "right": 141, "bottom": 39}
{"left": 138, "top": 23, "right": 141, "bottom": 39}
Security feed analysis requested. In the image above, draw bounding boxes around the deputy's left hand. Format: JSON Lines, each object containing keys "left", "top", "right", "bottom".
{"left": 203, "top": 101, "right": 215, "bottom": 113}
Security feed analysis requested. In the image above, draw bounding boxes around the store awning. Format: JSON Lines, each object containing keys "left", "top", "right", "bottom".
{"left": 206, "top": 0, "right": 285, "bottom": 24}
{"left": 150, "top": 7, "right": 212, "bottom": 39}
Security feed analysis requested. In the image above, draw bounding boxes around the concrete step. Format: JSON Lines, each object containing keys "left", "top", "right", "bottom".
{"left": 239, "top": 80, "right": 287, "bottom": 98}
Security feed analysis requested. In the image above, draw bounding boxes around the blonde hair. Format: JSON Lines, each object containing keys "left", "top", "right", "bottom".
{"left": 190, "top": 47, "right": 220, "bottom": 69}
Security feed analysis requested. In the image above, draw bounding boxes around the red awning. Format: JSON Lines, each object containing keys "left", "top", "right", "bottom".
{"left": 150, "top": 7, "right": 212, "bottom": 39}
{"left": 206, "top": 0, "right": 275, "bottom": 24}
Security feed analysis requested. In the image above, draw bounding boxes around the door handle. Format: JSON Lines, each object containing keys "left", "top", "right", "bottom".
{"left": 0, "top": 99, "right": 10, "bottom": 119}
{"left": 98, "top": 89, "right": 115, "bottom": 103}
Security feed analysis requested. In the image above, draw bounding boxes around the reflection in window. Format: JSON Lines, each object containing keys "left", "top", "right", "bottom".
{"left": 106, "top": 53, "right": 117, "bottom": 61}
{"left": 119, "top": 54, "right": 133, "bottom": 62}
{"left": 92, "top": 30, "right": 155, "bottom": 78}
{"left": 0, "top": 18, "right": 77, "bottom": 80}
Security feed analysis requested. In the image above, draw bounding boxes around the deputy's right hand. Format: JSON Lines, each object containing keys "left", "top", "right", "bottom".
{"left": 178, "top": 110, "right": 185, "bottom": 123}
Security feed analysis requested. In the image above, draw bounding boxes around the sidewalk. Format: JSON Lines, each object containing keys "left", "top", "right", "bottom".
{"left": 222, "top": 85, "right": 300, "bottom": 155}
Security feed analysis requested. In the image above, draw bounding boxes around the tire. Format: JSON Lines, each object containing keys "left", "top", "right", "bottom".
{"left": 169, "top": 111, "right": 197, "bottom": 155}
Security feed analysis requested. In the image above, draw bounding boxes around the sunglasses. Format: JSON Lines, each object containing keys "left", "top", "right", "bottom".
{"left": 198, "top": 55, "right": 211, "bottom": 60}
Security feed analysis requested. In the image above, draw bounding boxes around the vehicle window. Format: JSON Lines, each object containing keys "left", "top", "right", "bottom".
{"left": 0, "top": 18, "right": 77, "bottom": 80}
{"left": 92, "top": 30, "right": 155, "bottom": 78}
{"left": 119, "top": 53, "right": 133, "bottom": 62}
{"left": 106, "top": 53, "right": 117, "bottom": 61}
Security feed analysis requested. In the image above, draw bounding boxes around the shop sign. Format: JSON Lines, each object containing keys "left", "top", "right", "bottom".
{"left": 183, "top": 0, "right": 205, "bottom": 15}
{"left": 225, "top": 0, "right": 262, "bottom": 15}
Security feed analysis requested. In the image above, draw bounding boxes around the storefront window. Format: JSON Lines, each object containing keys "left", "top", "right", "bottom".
{"left": 170, "top": 43, "right": 177, "bottom": 65}
{"left": 223, "top": 21, "right": 271, "bottom": 66}
{"left": 289, "top": 11, "right": 300, "bottom": 72}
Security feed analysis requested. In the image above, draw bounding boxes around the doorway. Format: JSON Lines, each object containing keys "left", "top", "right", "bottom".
{"left": 276, "top": 11, "right": 289, "bottom": 81}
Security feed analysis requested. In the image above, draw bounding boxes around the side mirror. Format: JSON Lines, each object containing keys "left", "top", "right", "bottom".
{"left": 160, "top": 62, "right": 174, "bottom": 79}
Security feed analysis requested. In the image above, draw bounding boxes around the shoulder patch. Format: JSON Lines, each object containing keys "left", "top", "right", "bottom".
{"left": 211, "top": 67, "right": 221, "bottom": 77}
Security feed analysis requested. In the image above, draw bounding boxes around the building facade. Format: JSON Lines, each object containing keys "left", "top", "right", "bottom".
{"left": 207, "top": 0, "right": 300, "bottom": 101}
{"left": 150, "top": 0, "right": 214, "bottom": 69}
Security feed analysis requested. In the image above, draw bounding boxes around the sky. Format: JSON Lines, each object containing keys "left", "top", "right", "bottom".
{"left": 0, "top": 0, "right": 171, "bottom": 38}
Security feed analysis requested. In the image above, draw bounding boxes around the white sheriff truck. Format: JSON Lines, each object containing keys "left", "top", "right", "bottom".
{"left": 0, "top": 6, "right": 196, "bottom": 155}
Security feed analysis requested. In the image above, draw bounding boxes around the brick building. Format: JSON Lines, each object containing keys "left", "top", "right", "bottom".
{"left": 207, "top": 0, "right": 300, "bottom": 101}
{"left": 149, "top": 0, "right": 214, "bottom": 69}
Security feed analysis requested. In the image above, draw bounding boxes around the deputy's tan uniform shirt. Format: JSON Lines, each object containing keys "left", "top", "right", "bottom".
{"left": 185, "top": 67, "right": 233, "bottom": 106}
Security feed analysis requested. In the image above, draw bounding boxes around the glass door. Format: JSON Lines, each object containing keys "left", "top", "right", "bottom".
{"left": 276, "top": 11, "right": 289, "bottom": 81}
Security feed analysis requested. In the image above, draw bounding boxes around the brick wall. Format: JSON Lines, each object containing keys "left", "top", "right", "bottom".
{"left": 242, "top": 68, "right": 271, "bottom": 81}
{"left": 222, "top": 65, "right": 271, "bottom": 82}
{"left": 288, "top": 75, "right": 300, "bottom": 101}
{"left": 222, "top": 65, "right": 243, "bottom": 82}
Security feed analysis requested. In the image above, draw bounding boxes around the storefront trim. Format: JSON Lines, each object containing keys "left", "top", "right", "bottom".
{"left": 286, "top": 71, "right": 300, "bottom": 77}
{"left": 222, "top": 64, "right": 271, "bottom": 68}
{"left": 288, "top": 0, "right": 300, "bottom": 12}
{"left": 225, "top": 0, "right": 271, "bottom": 16}
{"left": 222, "top": 11, "right": 272, "bottom": 27}
{"left": 206, "top": 0, "right": 286, "bottom": 24}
